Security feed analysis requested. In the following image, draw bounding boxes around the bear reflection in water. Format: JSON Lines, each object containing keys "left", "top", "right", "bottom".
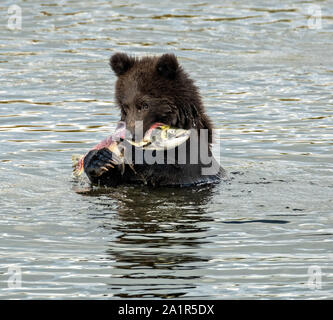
{"left": 75, "top": 184, "right": 217, "bottom": 298}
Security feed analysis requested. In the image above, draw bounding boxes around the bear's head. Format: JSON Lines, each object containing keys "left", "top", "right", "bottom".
{"left": 109, "top": 52, "right": 212, "bottom": 141}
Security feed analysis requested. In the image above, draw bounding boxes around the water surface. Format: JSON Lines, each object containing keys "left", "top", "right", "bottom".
{"left": 0, "top": 0, "right": 332, "bottom": 299}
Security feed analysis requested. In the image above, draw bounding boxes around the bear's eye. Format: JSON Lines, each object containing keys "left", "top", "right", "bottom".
{"left": 137, "top": 103, "right": 148, "bottom": 113}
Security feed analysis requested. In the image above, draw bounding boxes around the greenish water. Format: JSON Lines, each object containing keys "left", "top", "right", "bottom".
{"left": 0, "top": 0, "right": 332, "bottom": 299}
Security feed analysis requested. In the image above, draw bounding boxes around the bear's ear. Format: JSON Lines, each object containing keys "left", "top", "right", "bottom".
{"left": 156, "top": 54, "right": 179, "bottom": 79}
{"left": 110, "top": 52, "right": 135, "bottom": 76}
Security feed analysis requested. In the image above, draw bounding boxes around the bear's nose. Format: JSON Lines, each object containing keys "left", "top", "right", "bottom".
{"left": 126, "top": 120, "right": 135, "bottom": 136}
{"left": 126, "top": 120, "right": 144, "bottom": 141}
{"left": 128, "top": 120, "right": 135, "bottom": 129}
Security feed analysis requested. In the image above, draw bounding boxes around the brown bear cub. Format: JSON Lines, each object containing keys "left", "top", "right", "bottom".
{"left": 83, "top": 53, "right": 225, "bottom": 187}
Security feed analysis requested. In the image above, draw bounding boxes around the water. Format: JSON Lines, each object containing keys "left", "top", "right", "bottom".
{"left": 0, "top": 0, "right": 332, "bottom": 299}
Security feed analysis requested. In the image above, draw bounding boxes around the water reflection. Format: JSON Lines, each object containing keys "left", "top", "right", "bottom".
{"left": 76, "top": 184, "right": 217, "bottom": 298}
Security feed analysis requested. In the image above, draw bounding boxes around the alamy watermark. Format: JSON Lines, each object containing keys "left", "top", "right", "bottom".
{"left": 307, "top": 4, "right": 322, "bottom": 30}
{"left": 307, "top": 266, "right": 322, "bottom": 290}
{"left": 7, "top": 266, "right": 22, "bottom": 289}
{"left": 109, "top": 121, "right": 222, "bottom": 176}
{"left": 7, "top": 4, "right": 22, "bottom": 31}
{"left": 289, "top": 4, "right": 323, "bottom": 39}
{"left": 306, "top": 253, "right": 333, "bottom": 290}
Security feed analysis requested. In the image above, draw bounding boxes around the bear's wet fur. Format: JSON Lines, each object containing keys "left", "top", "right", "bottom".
{"left": 83, "top": 52, "right": 225, "bottom": 187}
